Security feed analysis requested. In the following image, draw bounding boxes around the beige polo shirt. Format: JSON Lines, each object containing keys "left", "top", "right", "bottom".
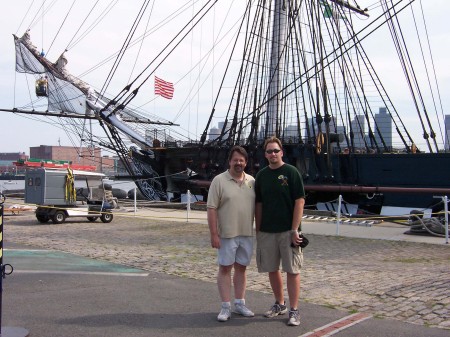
{"left": 207, "top": 170, "right": 255, "bottom": 238}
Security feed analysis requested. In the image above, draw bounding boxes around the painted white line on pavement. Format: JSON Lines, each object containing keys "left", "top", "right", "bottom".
{"left": 299, "top": 312, "right": 372, "bottom": 337}
{"left": 12, "top": 270, "right": 149, "bottom": 277}
{"left": 3, "top": 248, "right": 49, "bottom": 252}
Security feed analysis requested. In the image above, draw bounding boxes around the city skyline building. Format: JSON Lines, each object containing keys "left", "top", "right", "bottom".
{"left": 208, "top": 107, "right": 394, "bottom": 151}
{"left": 283, "top": 124, "right": 299, "bottom": 140}
{"left": 350, "top": 115, "right": 365, "bottom": 149}
{"left": 208, "top": 121, "right": 229, "bottom": 141}
{"left": 445, "top": 115, "right": 450, "bottom": 151}
{"left": 374, "top": 107, "right": 392, "bottom": 150}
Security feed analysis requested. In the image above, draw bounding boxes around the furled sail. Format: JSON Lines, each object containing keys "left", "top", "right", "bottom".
{"left": 15, "top": 31, "right": 91, "bottom": 115}
{"left": 14, "top": 30, "right": 169, "bottom": 149}
{"left": 14, "top": 30, "right": 170, "bottom": 201}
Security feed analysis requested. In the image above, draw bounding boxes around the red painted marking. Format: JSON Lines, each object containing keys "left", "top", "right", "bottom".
{"left": 300, "top": 312, "right": 372, "bottom": 337}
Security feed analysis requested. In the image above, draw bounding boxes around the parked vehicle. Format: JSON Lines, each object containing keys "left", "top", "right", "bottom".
{"left": 25, "top": 168, "right": 114, "bottom": 224}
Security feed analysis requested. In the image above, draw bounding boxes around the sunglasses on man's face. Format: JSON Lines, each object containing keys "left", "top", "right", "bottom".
{"left": 265, "top": 149, "right": 281, "bottom": 154}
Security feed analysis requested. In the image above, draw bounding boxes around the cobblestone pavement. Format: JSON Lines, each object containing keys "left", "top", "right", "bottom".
{"left": 3, "top": 212, "right": 450, "bottom": 330}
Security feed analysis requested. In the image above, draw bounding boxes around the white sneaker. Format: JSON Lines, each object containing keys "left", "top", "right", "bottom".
{"left": 234, "top": 303, "right": 255, "bottom": 317}
{"left": 217, "top": 305, "right": 231, "bottom": 322}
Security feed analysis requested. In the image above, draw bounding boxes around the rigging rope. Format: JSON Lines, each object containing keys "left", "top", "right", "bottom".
{"left": 98, "top": 0, "right": 152, "bottom": 100}
{"left": 68, "top": 0, "right": 120, "bottom": 51}
{"left": 41, "top": 0, "right": 44, "bottom": 55}
{"left": 46, "top": 0, "right": 76, "bottom": 57}
{"left": 15, "top": 0, "right": 36, "bottom": 35}
{"left": 417, "top": 0, "right": 447, "bottom": 150}
{"left": 110, "top": 0, "right": 219, "bottom": 113}
{"left": 383, "top": 0, "right": 435, "bottom": 152}
{"left": 128, "top": 0, "right": 155, "bottom": 84}
{"left": 11, "top": 0, "right": 446, "bottom": 155}
{"left": 65, "top": 0, "right": 101, "bottom": 51}
{"left": 409, "top": 1, "right": 441, "bottom": 151}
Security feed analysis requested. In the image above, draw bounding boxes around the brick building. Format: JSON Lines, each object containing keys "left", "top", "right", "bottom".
{"left": 29, "top": 145, "right": 116, "bottom": 173}
{"left": 0, "top": 152, "right": 29, "bottom": 175}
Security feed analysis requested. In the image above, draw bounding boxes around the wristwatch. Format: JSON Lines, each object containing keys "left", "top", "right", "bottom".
{"left": 290, "top": 229, "right": 298, "bottom": 234}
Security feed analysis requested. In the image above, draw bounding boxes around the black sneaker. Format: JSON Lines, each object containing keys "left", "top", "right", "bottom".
{"left": 264, "top": 302, "right": 288, "bottom": 318}
{"left": 287, "top": 309, "right": 300, "bottom": 326}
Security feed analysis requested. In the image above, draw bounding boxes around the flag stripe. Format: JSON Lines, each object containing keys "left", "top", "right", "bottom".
{"left": 155, "top": 76, "right": 174, "bottom": 99}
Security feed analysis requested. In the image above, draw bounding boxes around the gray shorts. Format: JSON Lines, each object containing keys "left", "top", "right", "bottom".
{"left": 218, "top": 236, "right": 254, "bottom": 266}
{"left": 256, "top": 231, "right": 303, "bottom": 274}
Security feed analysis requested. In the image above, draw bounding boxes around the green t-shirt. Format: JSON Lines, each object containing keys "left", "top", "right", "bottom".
{"left": 255, "top": 164, "right": 305, "bottom": 233}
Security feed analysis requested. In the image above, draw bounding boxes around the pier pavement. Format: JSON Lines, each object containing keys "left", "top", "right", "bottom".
{"left": 1, "top": 204, "right": 449, "bottom": 336}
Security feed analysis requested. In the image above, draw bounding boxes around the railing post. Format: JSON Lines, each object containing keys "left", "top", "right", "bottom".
{"left": 336, "top": 195, "right": 342, "bottom": 236}
{"left": 444, "top": 195, "right": 449, "bottom": 244}
{"left": 186, "top": 190, "right": 191, "bottom": 222}
{"left": 134, "top": 188, "right": 137, "bottom": 215}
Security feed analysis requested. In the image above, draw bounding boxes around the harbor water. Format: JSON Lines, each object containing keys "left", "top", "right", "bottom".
{"left": 0, "top": 179, "right": 137, "bottom": 196}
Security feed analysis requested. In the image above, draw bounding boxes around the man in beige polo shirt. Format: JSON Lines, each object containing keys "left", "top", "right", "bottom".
{"left": 207, "top": 145, "right": 255, "bottom": 322}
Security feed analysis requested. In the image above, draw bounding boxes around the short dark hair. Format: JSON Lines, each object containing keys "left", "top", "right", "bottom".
{"left": 228, "top": 146, "right": 248, "bottom": 162}
{"left": 263, "top": 136, "right": 283, "bottom": 151}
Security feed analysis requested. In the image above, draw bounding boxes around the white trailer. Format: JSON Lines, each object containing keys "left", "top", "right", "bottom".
{"left": 25, "top": 168, "right": 114, "bottom": 224}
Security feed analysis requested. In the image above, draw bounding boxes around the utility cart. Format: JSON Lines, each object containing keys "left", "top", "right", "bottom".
{"left": 25, "top": 168, "right": 114, "bottom": 224}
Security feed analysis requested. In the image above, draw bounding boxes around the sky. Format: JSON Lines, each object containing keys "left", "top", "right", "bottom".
{"left": 0, "top": 0, "right": 449, "bottom": 155}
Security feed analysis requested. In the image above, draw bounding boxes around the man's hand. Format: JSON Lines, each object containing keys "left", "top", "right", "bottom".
{"left": 291, "top": 231, "right": 303, "bottom": 247}
{"left": 211, "top": 233, "right": 221, "bottom": 249}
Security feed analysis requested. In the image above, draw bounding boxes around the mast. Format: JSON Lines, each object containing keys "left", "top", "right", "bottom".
{"left": 266, "top": 0, "right": 288, "bottom": 137}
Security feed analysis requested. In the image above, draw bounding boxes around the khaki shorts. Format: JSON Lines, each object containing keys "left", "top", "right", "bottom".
{"left": 256, "top": 231, "right": 303, "bottom": 274}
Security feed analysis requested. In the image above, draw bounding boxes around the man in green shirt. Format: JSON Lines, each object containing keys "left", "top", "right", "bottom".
{"left": 255, "top": 136, "right": 305, "bottom": 326}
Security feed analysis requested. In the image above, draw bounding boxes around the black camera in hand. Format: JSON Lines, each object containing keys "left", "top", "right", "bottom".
{"left": 290, "top": 232, "right": 309, "bottom": 248}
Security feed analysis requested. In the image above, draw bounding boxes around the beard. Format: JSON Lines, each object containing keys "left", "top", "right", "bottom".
{"left": 233, "top": 164, "right": 244, "bottom": 172}
{"left": 269, "top": 157, "right": 278, "bottom": 163}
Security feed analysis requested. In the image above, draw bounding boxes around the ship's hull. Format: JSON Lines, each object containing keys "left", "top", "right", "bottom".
{"left": 140, "top": 144, "right": 450, "bottom": 214}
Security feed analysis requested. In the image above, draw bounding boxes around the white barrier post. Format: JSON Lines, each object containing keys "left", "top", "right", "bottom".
{"left": 134, "top": 188, "right": 137, "bottom": 215}
{"left": 444, "top": 195, "right": 449, "bottom": 244}
{"left": 336, "top": 195, "right": 342, "bottom": 236}
{"left": 186, "top": 190, "right": 191, "bottom": 222}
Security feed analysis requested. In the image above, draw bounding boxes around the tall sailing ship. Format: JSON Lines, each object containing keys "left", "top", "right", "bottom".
{"left": 5, "top": 0, "right": 450, "bottom": 216}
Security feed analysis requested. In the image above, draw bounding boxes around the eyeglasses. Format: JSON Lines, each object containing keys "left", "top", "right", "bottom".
{"left": 265, "top": 149, "right": 281, "bottom": 154}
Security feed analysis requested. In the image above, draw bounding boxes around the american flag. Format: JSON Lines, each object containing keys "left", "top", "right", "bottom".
{"left": 154, "top": 76, "right": 174, "bottom": 99}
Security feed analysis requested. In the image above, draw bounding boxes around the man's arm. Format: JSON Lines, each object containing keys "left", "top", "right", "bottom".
{"left": 207, "top": 207, "right": 220, "bottom": 248}
{"left": 291, "top": 197, "right": 305, "bottom": 231}
{"left": 290, "top": 197, "right": 305, "bottom": 246}
{"left": 255, "top": 202, "right": 262, "bottom": 233}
